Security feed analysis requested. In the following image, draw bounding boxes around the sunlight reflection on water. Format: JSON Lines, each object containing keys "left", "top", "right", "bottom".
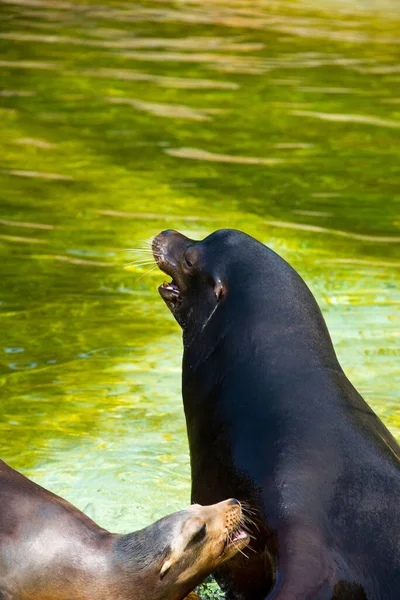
{"left": 0, "top": 0, "right": 398, "bottom": 537}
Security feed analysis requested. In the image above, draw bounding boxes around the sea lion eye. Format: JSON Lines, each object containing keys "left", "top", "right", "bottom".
{"left": 190, "top": 524, "right": 207, "bottom": 545}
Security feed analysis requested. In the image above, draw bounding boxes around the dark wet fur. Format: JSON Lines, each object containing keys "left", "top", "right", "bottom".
{"left": 154, "top": 229, "right": 400, "bottom": 600}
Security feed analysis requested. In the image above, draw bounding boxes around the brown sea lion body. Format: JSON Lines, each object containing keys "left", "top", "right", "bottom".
{"left": 0, "top": 460, "right": 249, "bottom": 600}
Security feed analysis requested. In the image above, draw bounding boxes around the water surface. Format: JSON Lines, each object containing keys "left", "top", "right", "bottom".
{"left": 0, "top": 0, "right": 399, "bottom": 533}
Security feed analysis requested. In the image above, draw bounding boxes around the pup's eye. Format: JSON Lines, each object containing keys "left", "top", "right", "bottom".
{"left": 190, "top": 524, "right": 206, "bottom": 545}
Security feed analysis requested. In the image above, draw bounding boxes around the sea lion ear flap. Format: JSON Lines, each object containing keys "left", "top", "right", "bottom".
{"left": 214, "top": 278, "right": 226, "bottom": 302}
{"left": 160, "top": 558, "right": 172, "bottom": 580}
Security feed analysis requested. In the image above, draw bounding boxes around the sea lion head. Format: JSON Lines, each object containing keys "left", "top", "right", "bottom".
{"left": 125, "top": 498, "right": 249, "bottom": 600}
{"left": 161, "top": 498, "right": 249, "bottom": 583}
{"left": 153, "top": 229, "right": 334, "bottom": 369}
{"left": 153, "top": 229, "right": 268, "bottom": 336}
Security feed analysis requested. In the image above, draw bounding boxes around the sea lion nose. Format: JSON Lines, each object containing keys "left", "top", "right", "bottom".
{"left": 153, "top": 230, "right": 177, "bottom": 255}
{"left": 228, "top": 498, "right": 240, "bottom": 507}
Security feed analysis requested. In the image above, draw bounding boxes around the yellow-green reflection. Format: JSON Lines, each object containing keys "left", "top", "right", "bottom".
{"left": 0, "top": 0, "right": 399, "bottom": 537}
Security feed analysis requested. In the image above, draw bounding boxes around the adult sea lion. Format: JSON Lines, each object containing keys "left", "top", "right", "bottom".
{"left": 153, "top": 228, "right": 400, "bottom": 600}
{"left": 0, "top": 459, "right": 249, "bottom": 600}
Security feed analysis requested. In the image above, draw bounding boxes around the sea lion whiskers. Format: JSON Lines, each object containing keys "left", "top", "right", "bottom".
{"left": 240, "top": 503, "right": 261, "bottom": 533}
{"left": 127, "top": 238, "right": 158, "bottom": 259}
{"left": 125, "top": 247, "right": 159, "bottom": 269}
{"left": 125, "top": 259, "right": 158, "bottom": 267}
{"left": 238, "top": 516, "right": 258, "bottom": 540}
{"left": 126, "top": 241, "right": 162, "bottom": 272}
{"left": 239, "top": 502, "right": 258, "bottom": 517}
{"left": 232, "top": 514, "right": 257, "bottom": 561}
{"left": 124, "top": 261, "right": 159, "bottom": 273}
{"left": 229, "top": 540, "right": 250, "bottom": 560}
{"left": 135, "top": 265, "right": 159, "bottom": 281}
{"left": 128, "top": 245, "right": 153, "bottom": 251}
{"left": 129, "top": 237, "right": 154, "bottom": 250}
{"left": 151, "top": 237, "right": 169, "bottom": 266}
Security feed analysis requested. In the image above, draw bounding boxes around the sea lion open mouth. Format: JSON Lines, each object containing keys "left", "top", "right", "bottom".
{"left": 222, "top": 526, "right": 249, "bottom": 557}
{"left": 152, "top": 230, "right": 226, "bottom": 335}
{"left": 228, "top": 527, "right": 249, "bottom": 545}
{"left": 159, "top": 279, "right": 181, "bottom": 306}
{"left": 152, "top": 230, "right": 190, "bottom": 313}
{"left": 219, "top": 500, "right": 250, "bottom": 559}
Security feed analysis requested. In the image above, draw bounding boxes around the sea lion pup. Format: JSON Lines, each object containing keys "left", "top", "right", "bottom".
{"left": 153, "top": 229, "right": 400, "bottom": 600}
{"left": 0, "top": 460, "right": 249, "bottom": 600}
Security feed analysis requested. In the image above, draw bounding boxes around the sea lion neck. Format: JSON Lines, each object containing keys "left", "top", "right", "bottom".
{"left": 112, "top": 522, "right": 167, "bottom": 580}
{"left": 182, "top": 249, "right": 341, "bottom": 380}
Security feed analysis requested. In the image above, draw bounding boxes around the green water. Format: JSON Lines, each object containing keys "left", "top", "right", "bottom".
{"left": 0, "top": 0, "right": 399, "bottom": 534}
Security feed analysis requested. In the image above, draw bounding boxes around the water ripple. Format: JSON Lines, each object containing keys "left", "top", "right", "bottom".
{"left": 165, "top": 147, "right": 287, "bottom": 165}
{"left": 35, "top": 254, "right": 113, "bottom": 267}
{"left": 0, "top": 90, "right": 36, "bottom": 97}
{"left": 264, "top": 220, "right": 400, "bottom": 243}
{"left": 2, "top": 169, "right": 73, "bottom": 180}
{"left": 0, "top": 218, "right": 54, "bottom": 230}
{"left": 119, "top": 51, "right": 267, "bottom": 74}
{"left": 83, "top": 68, "right": 238, "bottom": 90}
{"left": 291, "top": 110, "right": 400, "bottom": 128}
{"left": 14, "top": 138, "right": 56, "bottom": 149}
{"left": 0, "top": 32, "right": 264, "bottom": 52}
{"left": 104, "top": 97, "right": 215, "bottom": 121}
{"left": 0, "top": 59, "right": 57, "bottom": 70}
{"left": 0, "top": 234, "right": 47, "bottom": 244}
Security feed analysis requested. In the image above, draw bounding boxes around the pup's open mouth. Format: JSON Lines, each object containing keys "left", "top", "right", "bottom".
{"left": 223, "top": 526, "right": 250, "bottom": 555}
{"left": 229, "top": 528, "right": 249, "bottom": 544}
